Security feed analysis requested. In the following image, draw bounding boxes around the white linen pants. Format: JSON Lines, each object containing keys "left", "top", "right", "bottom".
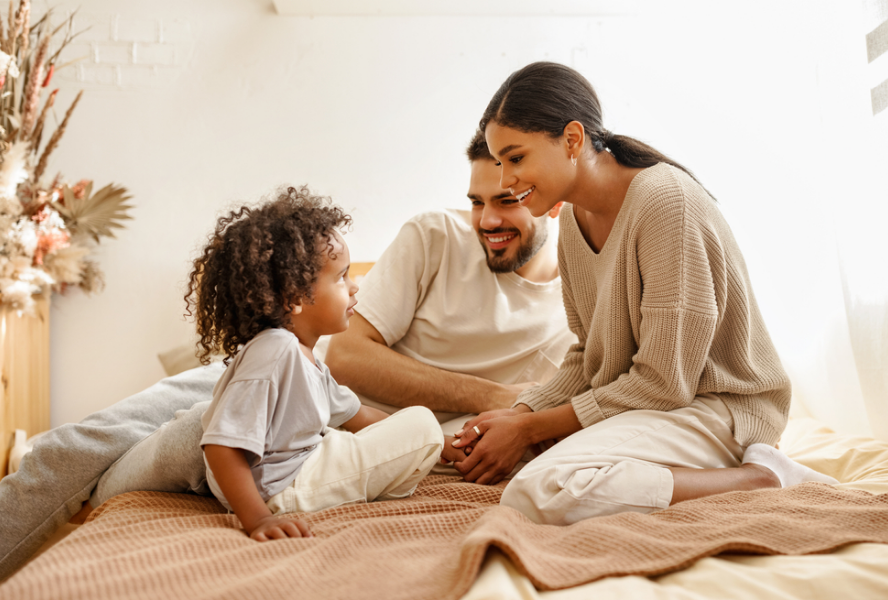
{"left": 266, "top": 406, "right": 443, "bottom": 515}
{"left": 500, "top": 396, "right": 743, "bottom": 525}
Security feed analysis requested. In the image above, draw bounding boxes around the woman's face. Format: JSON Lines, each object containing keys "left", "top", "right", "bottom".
{"left": 485, "top": 121, "right": 574, "bottom": 218}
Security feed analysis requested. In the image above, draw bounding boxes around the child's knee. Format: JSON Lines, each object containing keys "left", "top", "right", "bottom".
{"left": 398, "top": 406, "right": 444, "bottom": 449}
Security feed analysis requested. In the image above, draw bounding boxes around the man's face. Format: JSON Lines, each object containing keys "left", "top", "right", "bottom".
{"left": 468, "top": 158, "right": 548, "bottom": 274}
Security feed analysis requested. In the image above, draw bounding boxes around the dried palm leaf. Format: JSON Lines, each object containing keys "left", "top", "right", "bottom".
{"left": 52, "top": 182, "right": 133, "bottom": 242}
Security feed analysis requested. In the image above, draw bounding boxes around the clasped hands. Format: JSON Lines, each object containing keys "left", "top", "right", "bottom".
{"left": 440, "top": 407, "right": 534, "bottom": 486}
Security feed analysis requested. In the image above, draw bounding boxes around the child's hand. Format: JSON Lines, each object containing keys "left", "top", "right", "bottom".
{"left": 249, "top": 515, "right": 312, "bottom": 542}
{"left": 440, "top": 435, "right": 469, "bottom": 464}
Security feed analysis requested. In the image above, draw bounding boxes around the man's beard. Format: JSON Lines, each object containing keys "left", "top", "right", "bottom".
{"left": 479, "top": 222, "right": 548, "bottom": 274}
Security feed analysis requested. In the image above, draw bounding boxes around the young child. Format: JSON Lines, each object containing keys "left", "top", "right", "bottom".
{"left": 186, "top": 186, "right": 443, "bottom": 541}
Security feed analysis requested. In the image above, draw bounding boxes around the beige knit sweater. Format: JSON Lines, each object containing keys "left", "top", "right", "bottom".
{"left": 516, "top": 163, "right": 791, "bottom": 446}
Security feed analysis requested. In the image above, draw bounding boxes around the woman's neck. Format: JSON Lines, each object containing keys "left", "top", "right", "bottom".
{"left": 568, "top": 151, "right": 643, "bottom": 219}
{"left": 568, "top": 151, "right": 646, "bottom": 253}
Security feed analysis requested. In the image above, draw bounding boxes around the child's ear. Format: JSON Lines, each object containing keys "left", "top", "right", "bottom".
{"left": 286, "top": 297, "right": 303, "bottom": 315}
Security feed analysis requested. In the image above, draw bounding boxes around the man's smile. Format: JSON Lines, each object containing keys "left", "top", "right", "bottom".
{"left": 482, "top": 229, "right": 518, "bottom": 250}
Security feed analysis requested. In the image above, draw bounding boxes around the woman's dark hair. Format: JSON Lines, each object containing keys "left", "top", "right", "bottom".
{"left": 184, "top": 185, "right": 351, "bottom": 365}
{"left": 479, "top": 62, "right": 701, "bottom": 184}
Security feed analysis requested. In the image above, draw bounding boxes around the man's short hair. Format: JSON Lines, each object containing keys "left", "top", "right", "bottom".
{"left": 466, "top": 129, "right": 493, "bottom": 162}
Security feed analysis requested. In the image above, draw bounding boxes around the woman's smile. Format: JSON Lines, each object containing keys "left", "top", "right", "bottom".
{"left": 514, "top": 186, "right": 535, "bottom": 206}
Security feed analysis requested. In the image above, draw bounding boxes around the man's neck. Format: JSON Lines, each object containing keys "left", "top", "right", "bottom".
{"left": 514, "top": 227, "right": 559, "bottom": 284}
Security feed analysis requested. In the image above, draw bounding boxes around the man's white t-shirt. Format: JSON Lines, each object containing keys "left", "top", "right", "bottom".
{"left": 355, "top": 210, "right": 576, "bottom": 420}
{"left": 200, "top": 328, "right": 361, "bottom": 508}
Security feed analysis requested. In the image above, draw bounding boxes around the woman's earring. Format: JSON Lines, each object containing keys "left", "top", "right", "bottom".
{"left": 570, "top": 154, "right": 577, "bottom": 166}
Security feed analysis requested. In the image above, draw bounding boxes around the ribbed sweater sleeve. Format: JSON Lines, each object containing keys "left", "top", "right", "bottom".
{"left": 515, "top": 239, "right": 602, "bottom": 420}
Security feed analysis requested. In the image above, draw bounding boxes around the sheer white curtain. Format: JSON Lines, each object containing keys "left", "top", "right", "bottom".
{"left": 799, "top": 0, "right": 888, "bottom": 439}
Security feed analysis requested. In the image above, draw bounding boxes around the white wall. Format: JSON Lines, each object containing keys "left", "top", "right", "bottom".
{"left": 44, "top": 0, "right": 886, "bottom": 434}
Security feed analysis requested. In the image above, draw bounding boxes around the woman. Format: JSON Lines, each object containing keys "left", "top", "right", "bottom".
{"left": 451, "top": 62, "right": 836, "bottom": 525}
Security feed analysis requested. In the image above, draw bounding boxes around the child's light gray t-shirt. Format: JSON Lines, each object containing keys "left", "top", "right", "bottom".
{"left": 200, "top": 328, "right": 361, "bottom": 507}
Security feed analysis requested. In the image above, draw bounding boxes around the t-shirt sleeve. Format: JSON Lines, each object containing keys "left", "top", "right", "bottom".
{"left": 200, "top": 379, "right": 276, "bottom": 462}
{"left": 353, "top": 216, "right": 437, "bottom": 347}
{"left": 324, "top": 370, "right": 362, "bottom": 428}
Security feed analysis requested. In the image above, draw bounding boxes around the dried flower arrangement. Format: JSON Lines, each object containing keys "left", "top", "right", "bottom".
{"left": 0, "top": 0, "right": 132, "bottom": 315}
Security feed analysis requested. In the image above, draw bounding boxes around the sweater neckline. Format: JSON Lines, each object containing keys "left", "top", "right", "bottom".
{"left": 568, "top": 164, "right": 659, "bottom": 258}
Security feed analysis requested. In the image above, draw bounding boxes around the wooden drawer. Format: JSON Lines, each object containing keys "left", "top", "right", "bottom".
{"left": 1, "top": 296, "right": 50, "bottom": 478}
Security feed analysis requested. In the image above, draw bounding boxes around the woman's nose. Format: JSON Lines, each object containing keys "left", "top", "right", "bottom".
{"left": 499, "top": 165, "right": 517, "bottom": 190}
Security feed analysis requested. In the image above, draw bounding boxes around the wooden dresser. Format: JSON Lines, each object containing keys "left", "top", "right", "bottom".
{"left": 0, "top": 295, "right": 50, "bottom": 478}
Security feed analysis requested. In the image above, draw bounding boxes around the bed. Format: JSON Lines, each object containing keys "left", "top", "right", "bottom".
{"left": 3, "top": 416, "right": 888, "bottom": 599}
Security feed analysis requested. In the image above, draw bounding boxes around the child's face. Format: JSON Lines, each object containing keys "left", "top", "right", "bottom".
{"left": 293, "top": 231, "right": 359, "bottom": 339}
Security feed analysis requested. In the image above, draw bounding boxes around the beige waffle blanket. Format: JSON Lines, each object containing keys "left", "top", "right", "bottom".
{"left": 4, "top": 474, "right": 888, "bottom": 600}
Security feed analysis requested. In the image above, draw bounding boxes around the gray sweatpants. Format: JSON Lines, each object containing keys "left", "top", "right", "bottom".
{"left": 0, "top": 363, "right": 223, "bottom": 580}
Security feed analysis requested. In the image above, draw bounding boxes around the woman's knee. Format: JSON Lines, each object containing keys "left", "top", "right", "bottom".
{"left": 501, "top": 460, "right": 670, "bottom": 525}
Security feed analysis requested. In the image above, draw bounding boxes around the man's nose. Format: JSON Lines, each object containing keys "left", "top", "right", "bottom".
{"left": 480, "top": 204, "right": 504, "bottom": 230}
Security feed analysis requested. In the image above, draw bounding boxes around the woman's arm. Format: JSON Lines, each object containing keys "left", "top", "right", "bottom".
{"left": 203, "top": 444, "right": 311, "bottom": 541}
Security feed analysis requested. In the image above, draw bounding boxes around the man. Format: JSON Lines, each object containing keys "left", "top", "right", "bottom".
{"left": 327, "top": 130, "right": 570, "bottom": 424}
{"left": 0, "top": 130, "right": 573, "bottom": 579}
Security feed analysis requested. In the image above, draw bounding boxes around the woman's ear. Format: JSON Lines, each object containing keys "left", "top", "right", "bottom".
{"left": 562, "top": 121, "right": 586, "bottom": 157}
{"left": 548, "top": 202, "right": 563, "bottom": 219}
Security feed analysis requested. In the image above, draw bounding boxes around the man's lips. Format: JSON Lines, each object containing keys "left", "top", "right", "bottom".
{"left": 482, "top": 230, "right": 518, "bottom": 250}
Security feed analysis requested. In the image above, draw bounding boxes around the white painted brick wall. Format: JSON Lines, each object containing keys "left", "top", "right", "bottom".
{"left": 96, "top": 43, "right": 133, "bottom": 65}
{"left": 134, "top": 43, "right": 176, "bottom": 66}
{"left": 114, "top": 16, "right": 159, "bottom": 43}
{"left": 160, "top": 20, "right": 192, "bottom": 44}
{"left": 55, "top": 11, "right": 193, "bottom": 89}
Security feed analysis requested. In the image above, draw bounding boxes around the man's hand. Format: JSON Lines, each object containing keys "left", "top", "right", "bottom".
{"left": 452, "top": 412, "right": 533, "bottom": 485}
{"left": 249, "top": 515, "right": 312, "bottom": 542}
{"left": 489, "top": 382, "right": 539, "bottom": 411}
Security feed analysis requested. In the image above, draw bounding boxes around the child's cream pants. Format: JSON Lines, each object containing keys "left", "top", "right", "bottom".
{"left": 267, "top": 406, "right": 443, "bottom": 515}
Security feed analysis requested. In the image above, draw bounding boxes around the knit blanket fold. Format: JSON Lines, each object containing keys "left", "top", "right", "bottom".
{"left": 5, "top": 476, "right": 888, "bottom": 600}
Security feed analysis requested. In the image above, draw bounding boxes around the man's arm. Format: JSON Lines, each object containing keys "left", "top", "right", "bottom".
{"left": 326, "top": 312, "right": 531, "bottom": 414}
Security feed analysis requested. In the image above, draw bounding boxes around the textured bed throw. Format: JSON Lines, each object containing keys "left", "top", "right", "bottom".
{"left": 4, "top": 476, "right": 888, "bottom": 600}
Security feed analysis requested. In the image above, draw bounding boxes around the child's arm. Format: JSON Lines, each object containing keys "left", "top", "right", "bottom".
{"left": 339, "top": 405, "right": 390, "bottom": 433}
{"left": 203, "top": 444, "right": 312, "bottom": 541}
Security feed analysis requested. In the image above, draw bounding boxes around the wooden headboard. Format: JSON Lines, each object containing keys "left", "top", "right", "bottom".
{"left": 349, "top": 262, "right": 374, "bottom": 281}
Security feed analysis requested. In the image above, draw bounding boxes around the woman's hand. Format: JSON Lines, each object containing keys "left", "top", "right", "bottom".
{"left": 453, "top": 412, "right": 532, "bottom": 485}
{"left": 249, "top": 515, "right": 312, "bottom": 542}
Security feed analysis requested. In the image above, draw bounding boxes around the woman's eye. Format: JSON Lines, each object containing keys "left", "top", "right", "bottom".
{"left": 509, "top": 156, "right": 522, "bottom": 164}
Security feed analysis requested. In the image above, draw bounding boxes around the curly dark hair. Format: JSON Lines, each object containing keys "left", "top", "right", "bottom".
{"left": 185, "top": 185, "right": 352, "bottom": 365}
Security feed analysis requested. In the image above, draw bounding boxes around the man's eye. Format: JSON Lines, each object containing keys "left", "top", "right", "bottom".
{"left": 471, "top": 200, "right": 483, "bottom": 207}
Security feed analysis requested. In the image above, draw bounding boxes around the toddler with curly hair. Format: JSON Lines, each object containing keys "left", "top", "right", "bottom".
{"left": 185, "top": 186, "right": 443, "bottom": 541}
